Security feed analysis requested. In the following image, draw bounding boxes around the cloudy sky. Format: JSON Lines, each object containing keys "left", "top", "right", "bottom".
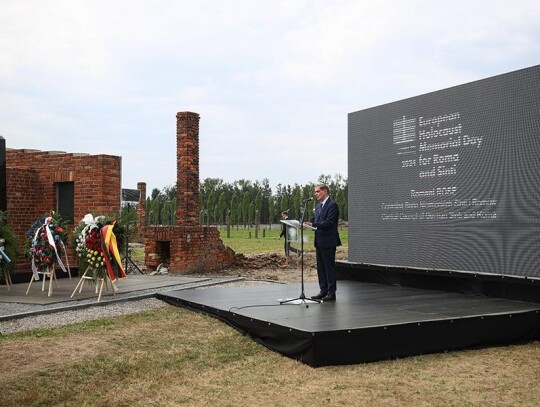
{"left": 1, "top": 0, "right": 539, "bottom": 193}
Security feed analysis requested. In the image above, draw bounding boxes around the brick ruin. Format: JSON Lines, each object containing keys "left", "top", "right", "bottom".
{"left": 5, "top": 149, "right": 122, "bottom": 276}
{"left": 2, "top": 112, "right": 234, "bottom": 278}
{"left": 143, "top": 112, "right": 236, "bottom": 273}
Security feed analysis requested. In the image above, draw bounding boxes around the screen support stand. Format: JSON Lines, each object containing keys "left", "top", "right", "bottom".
{"left": 280, "top": 200, "right": 320, "bottom": 308}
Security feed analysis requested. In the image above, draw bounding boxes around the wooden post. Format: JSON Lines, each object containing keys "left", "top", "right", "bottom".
{"left": 226, "top": 210, "right": 231, "bottom": 238}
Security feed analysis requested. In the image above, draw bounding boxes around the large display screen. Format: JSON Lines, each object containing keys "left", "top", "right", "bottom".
{"left": 348, "top": 65, "right": 540, "bottom": 278}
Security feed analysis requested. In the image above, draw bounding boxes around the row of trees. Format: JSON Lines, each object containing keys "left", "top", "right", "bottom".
{"left": 144, "top": 174, "right": 348, "bottom": 227}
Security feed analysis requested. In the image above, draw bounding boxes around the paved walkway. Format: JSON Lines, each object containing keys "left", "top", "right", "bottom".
{"left": 0, "top": 274, "right": 244, "bottom": 321}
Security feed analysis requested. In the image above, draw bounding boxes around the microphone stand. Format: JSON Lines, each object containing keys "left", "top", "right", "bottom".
{"left": 280, "top": 199, "right": 320, "bottom": 308}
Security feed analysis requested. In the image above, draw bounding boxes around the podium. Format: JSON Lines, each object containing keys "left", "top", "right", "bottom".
{"left": 281, "top": 219, "right": 300, "bottom": 260}
{"left": 279, "top": 217, "right": 318, "bottom": 307}
{"left": 280, "top": 219, "right": 315, "bottom": 259}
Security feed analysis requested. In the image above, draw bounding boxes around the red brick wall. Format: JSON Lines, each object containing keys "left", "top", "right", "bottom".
{"left": 7, "top": 168, "right": 41, "bottom": 265}
{"left": 6, "top": 148, "right": 122, "bottom": 276}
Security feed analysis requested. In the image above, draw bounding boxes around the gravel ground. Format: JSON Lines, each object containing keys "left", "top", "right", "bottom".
{"left": 0, "top": 246, "right": 348, "bottom": 335}
{"left": 0, "top": 278, "right": 276, "bottom": 335}
{"left": 0, "top": 297, "right": 168, "bottom": 335}
{"left": 0, "top": 248, "right": 347, "bottom": 335}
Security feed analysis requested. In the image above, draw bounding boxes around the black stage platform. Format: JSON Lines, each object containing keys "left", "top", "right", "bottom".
{"left": 157, "top": 278, "right": 540, "bottom": 366}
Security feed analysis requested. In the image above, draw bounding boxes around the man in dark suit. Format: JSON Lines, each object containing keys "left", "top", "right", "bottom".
{"left": 304, "top": 184, "right": 341, "bottom": 302}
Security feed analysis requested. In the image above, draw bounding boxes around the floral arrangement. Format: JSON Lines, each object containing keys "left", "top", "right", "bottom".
{"left": 0, "top": 211, "right": 19, "bottom": 281}
{"left": 72, "top": 214, "right": 126, "bottom": 282}
{"left": 25, "top": 212, "right": 70, "bottom": 280}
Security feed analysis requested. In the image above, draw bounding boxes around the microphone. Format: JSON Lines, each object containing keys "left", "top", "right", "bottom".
{"left": 303, "top": 198, "right": 313, "bottom": 202}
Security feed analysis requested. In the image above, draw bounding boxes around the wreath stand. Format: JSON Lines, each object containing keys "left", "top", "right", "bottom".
{"left": 26, "top": 265, "right": 58, "bottom": 297}
{"left": 2, "top": 271, "right": 13, "bottom": 291}
{"left": 71, "top": 268, "right": 118, "bottom": 302}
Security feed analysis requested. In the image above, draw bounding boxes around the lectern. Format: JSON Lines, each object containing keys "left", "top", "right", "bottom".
{"left": 280, "top": 211, "right": 318, "bottom": 307}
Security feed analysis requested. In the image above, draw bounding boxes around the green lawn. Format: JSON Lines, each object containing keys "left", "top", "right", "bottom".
{"left": 1, "top": 307, "right": 538, "bottom": 407}
{"left": 217, "top": 225, "right": 348, "bottom": 254}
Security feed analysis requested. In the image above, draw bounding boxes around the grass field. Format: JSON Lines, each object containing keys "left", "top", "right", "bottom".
{"left": 1, "top": 307, "right": 539, "bottom": 406}
{"left": 218, "top": 224, "right": 349, "bottom": 254}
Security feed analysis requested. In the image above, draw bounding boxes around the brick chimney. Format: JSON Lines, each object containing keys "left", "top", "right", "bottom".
{"left": 143, "top": 112, "right": 236, "bottom": 274}
{"left": 136, "top": 182, "right": 146, "bottom": 240}
{"left": 176, "top": 112, "right": 200, "bottom": 225}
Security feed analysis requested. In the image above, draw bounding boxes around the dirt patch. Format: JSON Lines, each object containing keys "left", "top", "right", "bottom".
{"left": 208, "top": 246, "right": 348, "bottom": 283}
{"left": 0, "top": 331, "right": 123, "bottom": 384}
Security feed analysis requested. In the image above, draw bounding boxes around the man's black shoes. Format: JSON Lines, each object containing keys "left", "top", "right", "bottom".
{"left": 322, "top": 293, "right": 336, "bottom": 302}
{"left": 311, "top": 292, "right": 336, "bottom": 301}
{"left": 311, "top": 292, "right": 326, "bottom": 300}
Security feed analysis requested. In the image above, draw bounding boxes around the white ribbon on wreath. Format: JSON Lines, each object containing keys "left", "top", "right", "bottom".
{"left": 31, "top": 216, "right": 71, "bottom": 280}
{"left": 79, "top": 214, "right": 106, "bottom": 238}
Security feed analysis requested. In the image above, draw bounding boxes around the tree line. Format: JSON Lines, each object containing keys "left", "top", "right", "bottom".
{"left": 144, "top": 174, "right": 348, "bottom": 227}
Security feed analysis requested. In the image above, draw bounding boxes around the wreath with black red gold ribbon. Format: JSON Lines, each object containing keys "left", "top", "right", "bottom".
{"left": 72, "top": 214, "right": 126, "bottom": 282}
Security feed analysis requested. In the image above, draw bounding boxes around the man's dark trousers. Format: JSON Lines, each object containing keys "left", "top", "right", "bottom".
{"left": 315, "top": 245, "right": 336, "bottom": 294}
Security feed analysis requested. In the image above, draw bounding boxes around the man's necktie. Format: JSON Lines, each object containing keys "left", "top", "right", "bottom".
{"left": 315, "top": 203, "right": 322, "bottom": 222}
